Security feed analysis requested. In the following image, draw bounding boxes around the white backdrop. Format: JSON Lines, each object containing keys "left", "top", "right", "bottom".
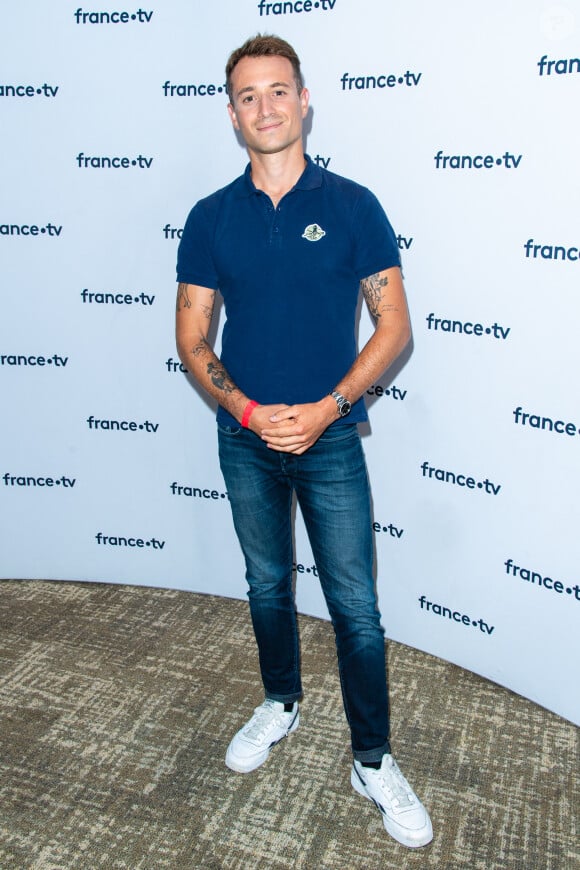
{"left": 1, "top": 1, "right": 579, "bottom": 726}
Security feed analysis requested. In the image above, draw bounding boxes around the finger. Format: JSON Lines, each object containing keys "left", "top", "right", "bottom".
{"left": 276, "top": 443, "right": 313, "bottom": 455}
{"left": 264, "top": 431, "right": 303, "bottom": 445}
{"left": 269, "top": 407, "right": 298, "bottom": 423}
{"left": 263, "top": 430, "right": 309, "bottom": 445}
{"left": 266, "top": 439, "right": 311, "bottom": 453}
{"left": 261, "top": 424, "right": 303, "bottom": 438}
{"left": 267, "top": 442, "right": 307, "bottom": 453}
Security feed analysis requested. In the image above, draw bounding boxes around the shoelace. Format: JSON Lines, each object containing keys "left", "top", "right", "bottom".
{"left": 244, "top": 701, "right": 289, "bottom": 741}
{"left": 373, "top": 758, "right": 416, "bottom": 810}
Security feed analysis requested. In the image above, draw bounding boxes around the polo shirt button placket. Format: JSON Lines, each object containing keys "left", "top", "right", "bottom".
{"left": 269, "top": 204, "right": 282, "bottom": 246}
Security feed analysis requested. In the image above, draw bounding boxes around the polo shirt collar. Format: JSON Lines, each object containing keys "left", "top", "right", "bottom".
{"left": 295, "top": 154, "right": 323, "bottom": 190}
{"left": 239, "top": 153, "right": 323, "bottom": 198}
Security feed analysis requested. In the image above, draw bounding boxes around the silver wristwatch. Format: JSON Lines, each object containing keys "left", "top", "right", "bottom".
{"left": 330, "top": 390, "right": 352, "bottom": 417}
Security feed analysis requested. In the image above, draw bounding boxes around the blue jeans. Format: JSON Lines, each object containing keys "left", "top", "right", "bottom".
{"left": 218, "top": 422, "right": 391, "bottom": 762}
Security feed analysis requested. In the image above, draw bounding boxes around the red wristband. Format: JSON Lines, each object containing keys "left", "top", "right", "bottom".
{"left": 241, "top": 400, "right": 259, "bottom": 428}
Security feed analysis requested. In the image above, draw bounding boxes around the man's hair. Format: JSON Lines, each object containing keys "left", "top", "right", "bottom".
{"left": 225, "top": 34, "right": 304, "bottom": 103}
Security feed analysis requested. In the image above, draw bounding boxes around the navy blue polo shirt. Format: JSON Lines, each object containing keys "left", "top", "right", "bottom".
{"left": 177, "top": 155, "right": 400, "bottom": 428}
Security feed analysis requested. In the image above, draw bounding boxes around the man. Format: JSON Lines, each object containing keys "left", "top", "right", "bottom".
{"left": 176, "top": 34, "right": 433, "bottom": 849}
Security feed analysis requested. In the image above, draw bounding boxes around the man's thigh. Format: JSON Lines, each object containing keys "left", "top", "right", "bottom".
{"left": 217, "top": 424, "right": 293, "bottom": 578}
{"left": 295, "top": 425, "right": 375, "bottom": 610}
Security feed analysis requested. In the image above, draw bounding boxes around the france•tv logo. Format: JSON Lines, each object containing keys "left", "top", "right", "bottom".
{"left": 258, "top": 0, "right": 336, "bottom": 15}
{"left": 74, "top": 8, "right": 154, "bottom": 24}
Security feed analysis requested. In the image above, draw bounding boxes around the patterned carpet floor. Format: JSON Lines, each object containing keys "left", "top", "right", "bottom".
{"left": 0, "top": 580, "right": 577, "bottom": 869}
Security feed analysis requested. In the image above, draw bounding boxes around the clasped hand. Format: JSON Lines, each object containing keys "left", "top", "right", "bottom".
{"left": 249, "top": 400, "right": 337, "bottom": 455}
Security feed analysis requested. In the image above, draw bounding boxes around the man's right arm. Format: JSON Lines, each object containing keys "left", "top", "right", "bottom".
{"left": 175, "top": 282, "right": 288, "bottom": 429}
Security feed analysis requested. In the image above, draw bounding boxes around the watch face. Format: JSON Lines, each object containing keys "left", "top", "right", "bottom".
{"left": 331, "top": 391, "right": 351, "bottom": 416}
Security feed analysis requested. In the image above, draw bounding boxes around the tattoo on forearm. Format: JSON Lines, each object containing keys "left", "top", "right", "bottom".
{"left": 207, "top": 361, "right": 237, "bottom": 394}
{"left": 200, "top": 302, "right": 213, "bottom": 320}
{"left": 361, "top": 272, "right": 395, "bottom": 319}
{"left": 176, "top": 282, "right": 192, "bottom": 311}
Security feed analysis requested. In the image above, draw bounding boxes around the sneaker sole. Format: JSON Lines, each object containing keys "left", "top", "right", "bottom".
{"left": 351, "top": 767, "right": 433, "bottom": 849}
{"left": 225, "top": 713, "right": 299, "bottom": 774}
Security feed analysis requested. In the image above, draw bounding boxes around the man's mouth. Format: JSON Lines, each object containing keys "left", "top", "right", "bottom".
{"left": 257, "top": 119, "right": 283, "bottom": 132}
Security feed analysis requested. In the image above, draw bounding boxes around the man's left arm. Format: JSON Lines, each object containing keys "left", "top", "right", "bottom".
{"left": 260, "top": 266, "right": 411, "bottom": 454}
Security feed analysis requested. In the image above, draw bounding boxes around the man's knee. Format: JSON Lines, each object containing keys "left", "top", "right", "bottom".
{"left": 330, "top": 605, "right": 384, "bottom": 640}
{"left": 247, "top": 572, "right": 294, "bottom": 601}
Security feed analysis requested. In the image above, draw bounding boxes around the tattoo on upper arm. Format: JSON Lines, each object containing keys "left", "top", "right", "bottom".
{"left": 200, "top": 302, "right": 214, "bottom": 320}
{"left": 176, "top": 282, "right": 192, "bottom": 312}
{"left": 191, "top": 338, "right": 210, "bottom": 358}
{"left": 177, "top": 284, "right": 216, "bottom": 323}
{"left": 360, "top": 272, "right": 397, "bottom": 320}
{"left": 207, "top": 361, "right": 237, "bottom": 394}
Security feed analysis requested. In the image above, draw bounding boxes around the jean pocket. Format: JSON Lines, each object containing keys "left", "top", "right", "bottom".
{"left": 217, "top": 422, "right": 243, "bottom": 436}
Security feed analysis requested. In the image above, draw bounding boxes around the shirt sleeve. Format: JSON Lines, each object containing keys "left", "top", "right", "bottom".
{"left": 351, "top": 187, "right": 401, "bottom": 281}
{"left": 176, "top": 200, "right": 220, "bottom": 289}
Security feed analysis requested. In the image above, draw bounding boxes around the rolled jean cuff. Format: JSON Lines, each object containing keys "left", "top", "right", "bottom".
{"left": 353, "top": 740, "right": 392, "bottom": 763}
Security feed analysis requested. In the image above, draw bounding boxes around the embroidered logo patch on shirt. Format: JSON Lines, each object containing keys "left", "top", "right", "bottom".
{"left": 302, "top": 223, "right": 326, "bottom": 242}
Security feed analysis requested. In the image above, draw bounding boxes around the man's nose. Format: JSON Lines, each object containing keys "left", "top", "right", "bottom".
{"left": 257, "top": 94, "right": 274, "bottom": 117}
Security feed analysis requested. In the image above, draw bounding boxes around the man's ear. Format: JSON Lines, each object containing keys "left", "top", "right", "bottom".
{"left": 227, "top": 102, "right": 240, "bottom": 131}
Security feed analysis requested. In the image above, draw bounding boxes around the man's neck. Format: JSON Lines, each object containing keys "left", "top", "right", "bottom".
{"left": 249, "top": 146, "right": 306, "bottom": 208}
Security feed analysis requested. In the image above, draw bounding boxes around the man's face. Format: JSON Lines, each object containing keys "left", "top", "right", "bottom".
{"left": 227, "top": 55, "right": 309, "bottom": 157}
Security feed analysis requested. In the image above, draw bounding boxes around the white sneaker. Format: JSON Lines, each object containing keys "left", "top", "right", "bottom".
{"left": 225, "top": 699, "right": 299, "bottom": 773}
{"left": 352, "top": 755, "right": 433, "bottom": 848}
